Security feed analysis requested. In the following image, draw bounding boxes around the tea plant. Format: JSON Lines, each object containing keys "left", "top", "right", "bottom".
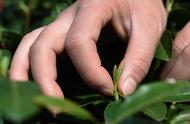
{"left": 0, "top": 0, "right": 190, "bottom": 124}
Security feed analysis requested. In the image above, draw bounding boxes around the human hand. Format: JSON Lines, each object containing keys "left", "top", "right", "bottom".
{"left": 161, "top": 22, "right": 190, "bottom": 80}
{"left": 10, "top": 0, "right": 167, "bottom": 98}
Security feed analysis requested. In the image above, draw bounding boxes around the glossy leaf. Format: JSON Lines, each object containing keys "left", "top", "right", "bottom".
{"left": 154, "top": 31, "right": 173, "bottom": 61}
{"left": 142, "top": 102, "right": 167, "bottom": 121}
{"left": 0, "top": 77, "right": 41, "bottom": 122}
{"left": 170, "top": 110, "right": 190, "bottom": 124}
{"left": 104, "top": 81, "right": 190, "bottom": 124}
{"left": 164, "top": 88, "right": 190, "bottom": 102}
{"left": 35, "top": 96, "right": 98, "bottom": 123}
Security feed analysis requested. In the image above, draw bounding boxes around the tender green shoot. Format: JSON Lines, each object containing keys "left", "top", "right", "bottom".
{"left": 112, "top": 65, "right": 125, "bottom": 101}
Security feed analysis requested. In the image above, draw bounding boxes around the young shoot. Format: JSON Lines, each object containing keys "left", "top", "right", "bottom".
{"left": 112, "top": 65, "right": 125, "bottom": 101}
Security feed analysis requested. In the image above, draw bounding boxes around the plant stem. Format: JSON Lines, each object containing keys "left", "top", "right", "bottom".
{"left": 166, "top": 0, "right": 174, "bottom": 13}
{"left": 114, "top": 86, "right": 119, "bottom": 101}
{"left": 19, "top": 0, "right": 31, "bottom": 33}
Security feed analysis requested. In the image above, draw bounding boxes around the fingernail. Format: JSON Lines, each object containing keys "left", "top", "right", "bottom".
{"left": 122, "top": 78, "right": 137, "bottom": 96}
{"left": 102, "top": 88, "right": 114, "bottom": 96}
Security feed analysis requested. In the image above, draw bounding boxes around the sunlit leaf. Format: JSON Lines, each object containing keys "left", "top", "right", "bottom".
{"left": 170, "top": 110, "right": 190, "bottom": 124}
{"left": 0, "top": 50, "right": 11, "bottom": 77}
{"left": 104, "top": 81, "right": 190, "bottom": 124}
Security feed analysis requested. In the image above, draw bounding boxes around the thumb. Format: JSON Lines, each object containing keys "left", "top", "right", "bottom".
{"left": 118, "top": 19, "right": 165, "bottom": 96}
{"left": 161, "top": 22, "right": 190, "bottom": 80}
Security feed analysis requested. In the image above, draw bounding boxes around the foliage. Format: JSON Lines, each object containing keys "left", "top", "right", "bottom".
{"left": 0, "top": 0, "right": 190, "bottom": 124}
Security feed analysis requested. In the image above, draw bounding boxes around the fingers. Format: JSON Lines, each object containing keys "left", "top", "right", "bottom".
{"left": 118, "top": 4, "right": 166, "bottom": 96}
{"left": 65, "top": 4, "right": 114, "bottom": 95}
{"left": 9, "top": 27, "right": 45, "bottom": 81}
{"left": 161, "top": 22, "right": 190, "bottom": 80}
{"left": 28, "top": 4, "right": 76, "bottom": 97}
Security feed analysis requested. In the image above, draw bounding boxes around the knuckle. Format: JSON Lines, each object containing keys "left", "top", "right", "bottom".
{"left": 66, "top": 35, "right": 87, "bottom": 51}
{"left": 29, "top": 42, "right": 42, "bottom": 54}
{"left": 182, "top": 44, "right": 190, "bottom": 62}
{"left": 174, "top": 29, "right": 190, "bottom": 54}
{"left": 130, "top": 58, "right": 150, "bottom": 82}
{"left": 21, "top": 33, "right": 33, "bottom": 42}
{"left": 174, "top": 35, "right": 187, "bottom": 54}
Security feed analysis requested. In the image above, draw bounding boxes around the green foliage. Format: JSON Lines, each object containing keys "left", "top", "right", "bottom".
{"left": 170, "top": 110, "right": 190, "bottom": 124}
{"left": 112, "top": 65, "right": 125, "bottom": 101}
{"left": 104, "top": 81, "right": 190, "bottom": 124}
{"left": 0, "top": 50, "right": 11, "bottom": 77}
{"left": 35, "top": 96, "right": 97, "bottom": 123}
{"left": 0, "top": 0, "right": 190, "bottom": 124}
{"left": 0, "top": 77, "right": 41, "bottom": 122}
{"left": 143, "top": 102, "right": 167, "bottom": 121}
{"left": 155, "top": 30, "right": 173, "bottom": 61}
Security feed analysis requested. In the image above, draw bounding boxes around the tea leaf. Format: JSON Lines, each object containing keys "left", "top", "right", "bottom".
{"left": 164, "top": 88, "right": 190, "bottom": 102}
{"left": 0, "top": 50, "right": 11, "bottom": 77}
{"left": 170, "top": 110, "right": 190, "bottom": 124}
{"left": 112, "top": 65, "right": 125, "bottom": 101}
{"left": 0, "top": 112, "right": 3, "bottom": 124}
{"left": 104, "top": 81, "right": 190, "bottom": 124}
{"left": 35, "top": 96, "right": 98, "bottom": 123}
{"left": 142, "top": 102, "right": 167, "bottom": 121}
{"left": 117, "top": 65, "right": 125, "bottom": 82}
{"left": 155, "top": 30, "right": 173, "bottom": 61}
{"left": 104, "top": 100, "right": 122, "bottom": 123}
{"left": 76, "top": 94, "right": 109, "bottom": 107}
{"left": 0, "top": 77, "right": 41, "bottom": 122}
{"left": 0, "top": 29, "right": 22, "bottom": 48}
{"left": 112, "top": 65, "right": 117, "bottom": 86}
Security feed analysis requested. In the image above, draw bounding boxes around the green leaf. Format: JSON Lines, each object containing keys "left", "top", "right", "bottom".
{"left": 104, "top": 100, "right": 123, "bottom": 123}
{"left": 0, "top": 29, "right": 22, "bottom": 48}
{"left": 43, "top": 2, "right": 71, "bottom": 25}
{"left": 164, "top": 88, "right": 190, "bottom": 102}
{"left": 170, "top": 110, "right": 190, "bottom": 124}
{"left": 0, "top": 112, "right": 3, "bottom": 124}
{"left": 155, "top": 30, "right": 173, "bottom": 61}
{"left": 104, "top": 81, "right": 190, "bottom": 124}
{"left": 76, "top": 94, "right": 109, "bottom": 107}
{"left": 0, "top": 77, "right": 41, "bottom": 122}
{"left": 112, "top": 65, "right": 117, "bottom": 86}
{"left": 112, "top": 65, "right": 125, "bottom": 101}
{"left": 35, "top": 96, "right": 98, "bottom": 123}
{"left": 142, "top": 102, "right": 167, "bottom": 121}
{"left": 0, "top": 50, "right": 11, "bottom": 77}
{"left": 117, "top": 65, "right": 125, "bottom": 82}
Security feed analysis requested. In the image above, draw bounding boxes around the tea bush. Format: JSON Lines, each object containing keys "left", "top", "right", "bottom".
{"left": 0, "top": 0, "right": 190, "bottom": 124}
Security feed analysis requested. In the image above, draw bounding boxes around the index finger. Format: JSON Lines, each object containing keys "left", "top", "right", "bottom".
{"left": 65, "top": 6, "right": 114, "bottom": 95}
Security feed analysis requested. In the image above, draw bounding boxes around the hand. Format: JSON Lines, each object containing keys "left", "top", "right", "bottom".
{"left": 161, "top": 22, "right": 190, "bottom": 80}
{"left": 10, "top": 0, "right": 167, "bottom": 98}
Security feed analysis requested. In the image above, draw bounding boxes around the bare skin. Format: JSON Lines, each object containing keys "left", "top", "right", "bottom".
{"left": 10, "top": 0, "right": 168, "bottom": 98}
{"left": 161, "top": 22, "right": 190, "bottom": 80}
